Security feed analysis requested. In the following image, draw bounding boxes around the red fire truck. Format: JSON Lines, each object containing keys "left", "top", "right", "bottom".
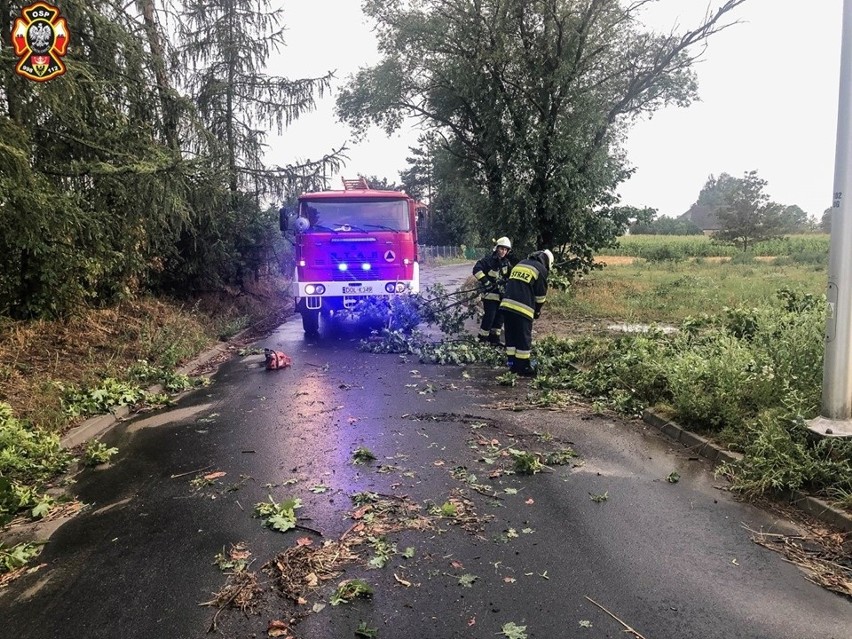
{"left": 280, "top": 177, "right": 421, "bottom": 336}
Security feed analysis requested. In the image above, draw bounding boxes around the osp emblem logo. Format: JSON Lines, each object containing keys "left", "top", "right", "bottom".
{"left": 12, "top": 2, "right": 69, "bottom": 82}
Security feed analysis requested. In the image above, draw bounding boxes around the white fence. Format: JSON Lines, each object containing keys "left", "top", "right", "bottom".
{"left": 418, "top": 245, "right": 486, "bottom": 261}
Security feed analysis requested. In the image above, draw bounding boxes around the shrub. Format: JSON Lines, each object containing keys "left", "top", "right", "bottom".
{"left": 0, "top": 403, "right": 70, "bottom": 483}
{"left": 665, "top": 335, "right": 775, "bottom": 432}
{"left": 721, "top": 414, "right": 852, "bottom": 496}
{"left": 643, "top": 245, "right": 685, "bottom": 263}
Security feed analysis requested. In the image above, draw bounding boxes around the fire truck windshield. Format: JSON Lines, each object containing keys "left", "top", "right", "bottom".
{"left": 300, "top": 199, "right": 410, "bottom": 232}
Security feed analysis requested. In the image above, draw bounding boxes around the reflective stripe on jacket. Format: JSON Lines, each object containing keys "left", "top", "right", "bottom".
{"left": 500, "top": 257, "right": 548, "bottom": 320}
{"left": 473, "top": 251, "right": 511, "bottom": 301}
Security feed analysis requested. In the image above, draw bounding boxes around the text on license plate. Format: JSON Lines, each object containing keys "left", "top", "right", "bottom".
{"left": 343, "top": 286, "right": 373, "bottom": 294}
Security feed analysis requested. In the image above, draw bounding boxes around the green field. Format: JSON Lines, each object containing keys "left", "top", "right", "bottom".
{"left": 598, "top": 233, "right": 830, "bottom": 259}
{"left": 551, "top": 236, "right": 829, "bottom": 324}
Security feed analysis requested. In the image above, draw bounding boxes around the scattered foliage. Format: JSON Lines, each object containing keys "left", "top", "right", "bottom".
{"left": 351, "top": 491, "right": 379, "bottom": 506}
{"left": 254, "top": 496, "right": 303, "bottom": 533}
{"left": 510, "top": 449, "right": 544, "bottom": 475}
{"left": 458, "top": 573, "right": 478, "bottom": 587}
{"left": 62, "top": 379, "right": 145, "bottom": 418}
{"left": 355, "top": 621, "right": 378, "bottom": 638}
{"left": 352, "top": 447, "right": 377, "bottom": 465}
{"left": 84, "top": 441, "right": 119, "bottom": 466}
{"left": 496, "top": 372, "right": 518, "bottom": 387}
{"left": 0, "top": 542, "right": 42, "bottom": 573}
{"left": 213, "top": 543, "right": 251, "bottom": 573}
{"left": 330, "top": 579, "right": 373, "bottom": 606}
{"left": 499, "top": 621, "right": 528, "bottom": 639}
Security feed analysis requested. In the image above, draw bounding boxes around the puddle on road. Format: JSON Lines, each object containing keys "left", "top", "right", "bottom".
{"left": 126, "top": 402, "right": 214, "bottom": 433}
{"left": 572, "top": 459, "right": 638, "bottom": 478}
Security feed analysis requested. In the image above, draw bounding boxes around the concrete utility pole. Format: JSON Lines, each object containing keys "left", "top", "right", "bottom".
{"left": 812, "top": 0, "right": 852, "bottom": 437}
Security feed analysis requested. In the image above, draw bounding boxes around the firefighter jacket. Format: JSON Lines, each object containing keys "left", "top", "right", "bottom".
{"left": 472, "top": 251, "right": 512, "bottom": 302}
{"left": 499, "top": 255, "right": 549, "bottom": 320}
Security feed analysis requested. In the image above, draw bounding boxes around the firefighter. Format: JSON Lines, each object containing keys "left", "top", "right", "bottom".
{"left": 499, "top": 249, "right": 553, "bottom": 377}
{"left": 472, "top": 236, "right": 513, "bottom": 345}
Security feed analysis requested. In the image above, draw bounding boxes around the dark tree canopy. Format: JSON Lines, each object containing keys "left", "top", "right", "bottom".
{"left": 338, "top": 0, "right": 746, "bottom": 270}
{"left": 0, "top": 0, "right": 344, "bottom": 317}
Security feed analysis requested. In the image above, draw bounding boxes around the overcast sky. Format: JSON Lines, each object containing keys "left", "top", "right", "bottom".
{"left": 272, "top": 0, "right": 843, "bottom": 219}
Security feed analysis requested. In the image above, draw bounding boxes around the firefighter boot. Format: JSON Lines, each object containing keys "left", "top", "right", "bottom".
{"left": 507, "top": 354, "right": 516, "bottom": 371}
{"left": 488, "top": 332, "right": 503, "bottom": 347}
{"left": 515, "top": 359, "right": 536, "bottom": 377}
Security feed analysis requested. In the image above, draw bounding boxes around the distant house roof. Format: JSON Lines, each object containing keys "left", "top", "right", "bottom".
{"left": 679, "top": 204, "right": 722, "bottom": 231}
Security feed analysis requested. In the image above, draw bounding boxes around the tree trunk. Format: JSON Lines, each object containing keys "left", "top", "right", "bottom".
{"left": 137, "top": 0, "right": 178, "bottom": 151}
{"left": 1, "top": 0, "right": 25, "bottom": 123}
{"left": 226, "top": 0, "right": 237, "bottom": 193}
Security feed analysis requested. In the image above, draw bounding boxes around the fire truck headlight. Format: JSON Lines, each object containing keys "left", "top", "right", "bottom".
{"left": 305, "top": 284, "right": 316, "bottom": 295}
{"left": 298, "top": 260, "right": 306, "bottom": 267}
{"left": 338, "top": 263, "right": 348, "bottom": 272}
{"left": 315, "top": 284, "right": 326, "bottom": 295}
{"left": 361, "top": 263, "right": 371, "bottom": 271}
{"left": 395, "top": 283, "right": 406, "bottom": 293}
{"left": 384, "top": 283, "right": 395, "bottom": 293}
{"left": 403, "top": 258, "right": 411, "bottom": 265}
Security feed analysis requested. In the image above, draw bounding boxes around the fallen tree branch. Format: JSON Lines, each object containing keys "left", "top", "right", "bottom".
{"left": 585, "top": 596, "right": 649, "bottom": 639}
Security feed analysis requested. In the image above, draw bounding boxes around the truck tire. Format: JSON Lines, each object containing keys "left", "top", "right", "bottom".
{"left": 302, "top": 309, "right": 320, "bottom": 337}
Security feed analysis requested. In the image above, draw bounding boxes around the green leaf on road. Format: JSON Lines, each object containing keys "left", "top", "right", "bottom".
{"left": 458, "top": 573, "right": 478, "bottom": 588}
{"left": 500, "top": 622, "right": 528, "bottom": 639}
{"left": 355, "top": 621, "right": 378, "bottom": 638}
{"left": 352, "top": 447, "right": 377, "bottom": 464}
{"left": 330, "top": 579, "right": 373, "bottom": 606}
{"left": 254, "top": 496, "right": 302, "bottom": 532}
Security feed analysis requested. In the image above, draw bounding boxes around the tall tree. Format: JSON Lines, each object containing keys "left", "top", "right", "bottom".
{"left": 713, "top": 170, "right": 788, "bottom": 251}
{"left": 399, "top": 140, "right": 436, "bottom": 203}
{"left": 778, "top": 204, "right": 809, "bottom": 232}
{"left": 164, "top": 0, "right": 351, "bottom": 288}
{"left": 696, "top": 173, "right": 740, "bottom": 208}
{"left": 0, "top": 0, "right": 193, "bottom": 317}
{"left": 337, "top": 0, "right": 746, "bottom": 270}
{"left": 177, "top": 0, "right": 345, "bottom": 198}
{"left": 365, "top": 175, "right": 403, "bottom": 190}
{"left": 821, "top": 207, "right": 833, "bottom": 233}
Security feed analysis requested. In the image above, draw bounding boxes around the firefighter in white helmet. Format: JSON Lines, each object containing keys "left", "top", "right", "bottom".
{"left": 472, "top": 236, "right": 513, "bottom": 345}
{"left": 499, "top": 249, "right": 553, "bottom": 376}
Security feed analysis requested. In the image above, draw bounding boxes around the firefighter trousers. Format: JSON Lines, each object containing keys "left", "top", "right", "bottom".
{"left": 503, "top": 310, "right": 533, "bottom": 371}
{"left": 478, "top": 299, "right": 504, "bottom": 339}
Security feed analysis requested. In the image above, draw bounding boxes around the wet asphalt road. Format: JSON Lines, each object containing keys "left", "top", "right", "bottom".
{"left": 2, "top": 264, "right": 851, "bottom": 639}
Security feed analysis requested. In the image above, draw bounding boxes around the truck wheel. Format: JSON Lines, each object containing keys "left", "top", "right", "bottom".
{"left": 302, "top": 309, "right": 320, "bottom": 337}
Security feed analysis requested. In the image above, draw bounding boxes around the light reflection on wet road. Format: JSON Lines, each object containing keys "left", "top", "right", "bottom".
{"left": 2, "top": 263, "right": 851, "bottom": 639}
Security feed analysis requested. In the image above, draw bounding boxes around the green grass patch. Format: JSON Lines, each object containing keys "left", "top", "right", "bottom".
{"left": 599, "top": 233, "right": 829, "bottom": 259}
{"left": 550, "top": 256, "right": 826, "bottom": 325}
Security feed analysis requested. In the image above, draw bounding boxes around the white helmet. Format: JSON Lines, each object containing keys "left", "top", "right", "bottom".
{"left": 541, "top": 249, "right": 554, "bottom": 269}
{"left": 494, "top": 236, "right": 512, "bottom": 250}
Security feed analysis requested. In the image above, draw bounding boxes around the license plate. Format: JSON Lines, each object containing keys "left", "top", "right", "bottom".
{"left": 343, "top": 286, "right": 373, "bottom": 295}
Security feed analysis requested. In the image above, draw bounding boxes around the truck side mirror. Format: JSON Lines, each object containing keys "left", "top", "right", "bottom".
{"left": 279, "top": 207, "right": 290, "bottom": 233}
